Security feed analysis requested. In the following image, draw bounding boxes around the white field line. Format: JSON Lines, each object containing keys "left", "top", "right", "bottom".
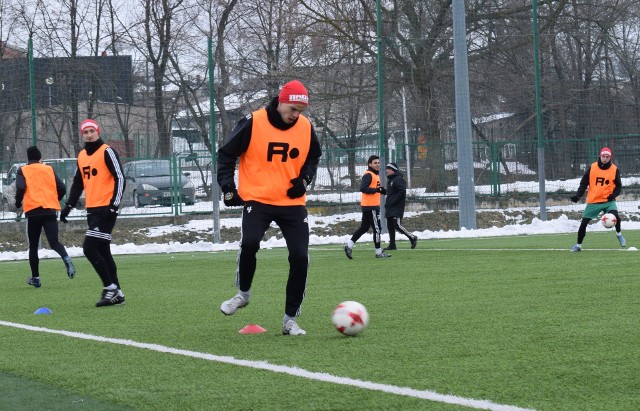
{"left": 315, "top": 247, "right": 634, "bottom": 252}
{"left": 0, "top": 320, "right": 534, "bottom": 411}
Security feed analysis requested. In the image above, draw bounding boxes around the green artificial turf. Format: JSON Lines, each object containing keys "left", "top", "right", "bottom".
{"left": 1, "top": 231, "right": 639, "bottom": 410}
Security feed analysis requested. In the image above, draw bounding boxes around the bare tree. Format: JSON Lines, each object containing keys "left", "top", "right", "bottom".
{"left": 141, "top": 0, "right": 184, "bottom": 157}
{"left": 0, "top": 0, "right": 22, "bottom": 163}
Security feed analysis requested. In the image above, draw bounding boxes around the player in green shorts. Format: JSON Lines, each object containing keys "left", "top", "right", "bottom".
{"left": 570, "top": 147, "right": 625, "bottom": 252}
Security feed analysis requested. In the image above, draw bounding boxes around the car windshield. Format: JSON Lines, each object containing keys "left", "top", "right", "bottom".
{"left": 135, "top": 162, "right": 171, "bottom": 177}
{"left": 42, "top": 160, "right": 78, "bottom": 179}
{"left": 57, "top": 162, "right": 78, "bottom": 179}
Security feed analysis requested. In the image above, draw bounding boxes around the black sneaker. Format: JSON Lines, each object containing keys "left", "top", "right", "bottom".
{"left": 344, "top": 244, "right": 353, "bottom": 259}
{"left": 96, "top": 288, "right": 126, "bottom": 307}
{"left": 383, "top": 244, "right": 397, "bottom": 251}
{"left": 410, "top": 236, "right": 418, "bottom": 249}
{"left": 26, "top": 277, "right": 41, "bottom": 288}
{"left": 63, "top": 256, "right": 76, "bottom": 279}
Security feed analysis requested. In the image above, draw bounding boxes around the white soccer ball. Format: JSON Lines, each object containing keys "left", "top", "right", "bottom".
{"left": 601, "top": 213, "right": 617, "bottom": 228}
{"left": 332, "top": 301, "right": 369, "bottom": 336}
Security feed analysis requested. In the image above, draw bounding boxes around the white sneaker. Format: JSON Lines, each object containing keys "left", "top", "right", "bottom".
{"left": 220, "top": 294, "right": 248, "bottom": 315}
{"left": 282, "top": 319, "right": 306, "bottom": 336}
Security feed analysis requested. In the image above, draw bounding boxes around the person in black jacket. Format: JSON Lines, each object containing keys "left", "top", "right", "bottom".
{"left": 15, "top": 146, "right": 75, "bottom": 288}
{"left": 383, "top": 163, "right": 417, "bottom": 250}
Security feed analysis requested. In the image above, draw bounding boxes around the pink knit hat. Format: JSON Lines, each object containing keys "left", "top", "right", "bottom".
{"left": 80, "top": 119, "right": 100, "bottom": 135}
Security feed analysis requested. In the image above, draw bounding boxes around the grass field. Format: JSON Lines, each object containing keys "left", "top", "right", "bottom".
{"left": 1, "top": 231, "right": 639, "bottom": 410}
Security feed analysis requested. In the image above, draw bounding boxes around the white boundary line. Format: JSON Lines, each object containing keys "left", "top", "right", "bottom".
{"left": 313, "top": 246, "right": 634, "bottom": 252}
{"left": 0, "top": 320, "right": 534, "bottom": 411}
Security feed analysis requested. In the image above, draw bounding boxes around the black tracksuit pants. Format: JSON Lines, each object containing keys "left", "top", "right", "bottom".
{"left": 236, "top": 202, "right": 309, "bottom": 317}
{"left": 350, "top": 208, "right": 382, "bottom": 249}
{"left": 386, "top": 216, "right": 414, "bottom": 244}
{"left": 26, "top": 214, "right": 69, "bottom": 277}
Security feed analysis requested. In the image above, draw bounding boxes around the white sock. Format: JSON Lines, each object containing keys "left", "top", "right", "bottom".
{"left": 239, "top": 290, "right": 251, "bottom": 301}
{"left": 348, "top": 240, "right": 354, "bottom": 248}
{"left": 375, "top": 248, "right": 382, "bottom": 255}
{"left": 105, "top": 284, "right": 117, "bottom": 290}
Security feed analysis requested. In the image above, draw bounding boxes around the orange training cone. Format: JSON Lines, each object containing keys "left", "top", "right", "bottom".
{"left": 239, "top": 324, "right": 267, "bottom": 334}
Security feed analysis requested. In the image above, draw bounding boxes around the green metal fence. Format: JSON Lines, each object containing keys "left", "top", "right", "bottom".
{"left": 2, "top": 134, "right": 640, "bottom": 222}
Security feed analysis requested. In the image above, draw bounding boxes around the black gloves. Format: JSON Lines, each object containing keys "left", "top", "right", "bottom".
{"left": 60, "top": 204, "right": 73, "bottom": 223}
{"left": 15, "top": 201, "right": 22, "bottom": 209}
{"left": 287, "top": 176, "right": 309, "bottom": 199}
{"left": 102, "top": 205, "right": 118, "bottom": 220}
{"left": 378, "top": 187, "right": 387, "bottom": 195}
{"left": 570, "top": 195, "right": 580, "bottom": 203}
{"left": 222, "top": 185, "right": 244, "bottom": 207}
{"left": 607, "top": 195, "right": 616, "bottom": 202}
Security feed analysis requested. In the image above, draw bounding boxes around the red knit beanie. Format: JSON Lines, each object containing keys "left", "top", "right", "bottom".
{"left": 600, "top": 147, "right": 612, "bottom": 156}
{"left": 80, "top": 119, "right": 100, "bottom": 135}
{"left": 278, "top": 80, "right": 309, "bottom": 106}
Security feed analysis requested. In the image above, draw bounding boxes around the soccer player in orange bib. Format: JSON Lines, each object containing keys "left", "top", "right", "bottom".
{"left": 16, "top": 146, "right": 76, "bottom": 288}
{"left": 570, "top": 147, "right": 625, "bottom": 252}
{"left": 217, "top": 80, "right": 322, "bottom": 336}
{"left": 60, "top": 119, "right": 126, "bottom": 306}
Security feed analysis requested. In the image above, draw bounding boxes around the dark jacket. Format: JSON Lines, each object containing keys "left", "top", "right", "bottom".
{"left": 385, "top": 171, "right": 407, "bottom": 218}
{"left": 217, "top": 96, "right": 322, "bottom": 191}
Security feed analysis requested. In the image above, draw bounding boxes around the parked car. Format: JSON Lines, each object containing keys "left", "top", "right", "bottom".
{"left": 0, "top": 162, "right": 22, "bottom": 211}
{"left": 123, "top": 159, "right": 196, "bottom": 207}
{"left": 1, "top": 159, "right": 84, "bottom": 212}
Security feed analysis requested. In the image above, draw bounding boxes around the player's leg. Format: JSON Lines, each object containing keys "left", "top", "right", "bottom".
{"left": 278, "top": 205, "right": 309, "bottom": 335}
{"left": 573, "top": 203, "right": 605, "bottom": 252}
{"left": 350, "top": 211, "right": 370, "bottom": 243}
{"left": 384, "top": 216, "right": 397, "bottom": 250}
{"left": 237, "top": 202, "right": 271, "bottom": 291}
{"left": 41, "top": 215, "right": 75, "bottom": 278}
{"left": 345, "top": 210, "right": 370, "bottom": 259}
{"left": 395, "top": 217, "right": 417, "bottom": 248}
{"left": 42, "top": 215, "right": 67, "bottom": 257}
{"left": 572, "top": 218, "right": 591, "bottom": 252}
{"left": 608, "top": 209, "right": 626, "bottom": 247}
{"left": 278, "top": 206, "right": 309, "bottom": 318}
{"left": 84, "top": 212, "right": 124, "bottom": 306}
{"left": 221, "top": 203, "right": 271, "bottom": 315}
{"left": 26, "top": 216, "right": 44, "bottom": 287}
{"left": 372, "top": 209, "right": 389, "bottom": 257}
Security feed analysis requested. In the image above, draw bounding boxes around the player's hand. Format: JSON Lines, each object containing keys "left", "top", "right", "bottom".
{"left": 378, "top": 187, "right": 387, "bottom": 195}
{"left": 222, "top": 186, "right": 244, "bottom": 207}
{"left": 570, "top": 195, "right": 580, "bottom": 203}
{"left": 607, "top": 195, "right": 616, "bottom": 202}
{"left": 15, "top": 201, "right": 22, "bottom": 209}
{"left": 287, "top": 177, "right": 308, "bottom": 199}
{"left": 60, "top": 204, "right": 72, "bottom": 223}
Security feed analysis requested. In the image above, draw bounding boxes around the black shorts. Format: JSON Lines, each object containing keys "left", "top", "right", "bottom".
{"left": 86, "top": 211, "right": 117, "bottom": 242}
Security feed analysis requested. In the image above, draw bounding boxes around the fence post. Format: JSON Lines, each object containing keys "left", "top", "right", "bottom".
{"left": 208, "top": 36, "right": 220, "bottom": 244}
{"left": 28, "top": 37, "right": 37, "bottom": 146}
